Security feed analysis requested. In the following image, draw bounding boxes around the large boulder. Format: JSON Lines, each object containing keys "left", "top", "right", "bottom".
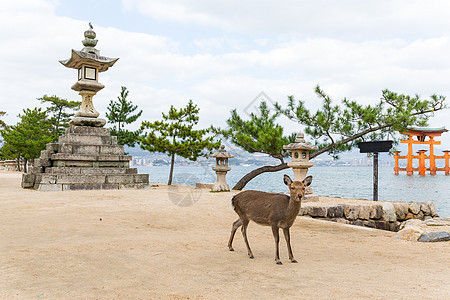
{"left": 358, "top": 205, "right": 372, "bottom": 220}
{"left": 392, "top": 203, "right": 408, "bottom": 221}
{"left": 394, "top": 228, "right": 424, "bottom": 241}
{"left": 420, "top": 203, "right": 431, "bottom": 216}
{"left": 427, "top": 202, "right": 438, "bottom": 217}
{"left": 413, "top": 211, "right": 424, "bottom": 220}
{"left": 310, "top": 206, "right": 327, "bottom": 217}
{"left": 399, "top": 219, "right": 425, "bottom": 230}
{"left": 424, "top": 218, "right": 450, "bottom": 226}
{"left": 375, "top": 221, "right": 390, "bottom": 231}
{"left": 299, "top": 206, "right": 310, "bottom": 216}
{"left": 343, "top": 205, "right": 360, "bottom": 221}
{"left": 404, "top": 212, "right": 414, "bottom": 220}
{"left": 418, "top": 231, "right": 450, "bottom": 242}
{"left": 327, "top": 205, "right": 344, "bottom": 218}
{"left": 352, "top": 220, "right": 364, "bottom": 227}
{"left": 370, "top": 205, "right": 383, "bottom": 220}
{"left": 363, "top": 220, "right": 376, "bottom": 228}
{"left": 382, "top": 202, "right": 397, "bottom": 222}
{"left": 408, "top": 202, "right": 421, "bottom": 214}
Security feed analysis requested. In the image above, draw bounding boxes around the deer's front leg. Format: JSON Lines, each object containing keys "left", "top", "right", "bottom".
{"left": 271, "top": 225, "right": 281, "bottom": 265}
{"left": 283, "top": 228, "right": 297, "bottom": 263}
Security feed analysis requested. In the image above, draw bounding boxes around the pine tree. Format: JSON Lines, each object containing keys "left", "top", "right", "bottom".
{"left": 106, "top": 86, "right": 143, "bottom": 147}
{"left": 1, "top": 108, "right": 54, "bottom": 172}
{"left": 38, "top": 95, "right": 80, "bottom": 140}
{"left": 220, "top": 101, "right": 296, "bottom": 163}
{"left": 139, "top": 100, "right": 220, "bottom": 185}
{"left": 0, "top": 110, "right": 6, "bottom": 130}
{"left": 0, "top": 110, "right": 12, "bottom": 160}
{"left": 224, "top": 86, "right": 446, "bottom": 190}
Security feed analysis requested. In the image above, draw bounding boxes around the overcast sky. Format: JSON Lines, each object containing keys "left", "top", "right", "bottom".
{"left": 1, "top": 0, "right": 450, "bottom": 150}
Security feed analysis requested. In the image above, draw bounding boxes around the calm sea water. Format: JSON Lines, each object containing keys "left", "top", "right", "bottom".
{"left": 137, "top": 165, "right": 450, "bottom": 218}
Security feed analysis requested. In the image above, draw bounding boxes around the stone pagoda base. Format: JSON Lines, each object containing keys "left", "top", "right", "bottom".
{"left": 22, "top": 125, "right": 149, "bottom": 191}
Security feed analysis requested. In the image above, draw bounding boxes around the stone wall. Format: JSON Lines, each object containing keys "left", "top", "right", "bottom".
{"left": 299, "top": 201, "right": 439, "bottom": 232}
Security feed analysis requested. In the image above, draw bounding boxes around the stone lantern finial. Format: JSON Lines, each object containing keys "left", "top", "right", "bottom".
{"left": 81, "top": 23, "right": 99, "bottom": 55}
{"left": 295, "top": 131, "right": 305, "bottom": 143}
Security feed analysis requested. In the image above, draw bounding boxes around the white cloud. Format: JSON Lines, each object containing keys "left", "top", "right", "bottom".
{"left": 122, "top": 0, "right": 450, "bottom": 39}
{"left": 1, "top": 0, "right": 450, "bottom": 150}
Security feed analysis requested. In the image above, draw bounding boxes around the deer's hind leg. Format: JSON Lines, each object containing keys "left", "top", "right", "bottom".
{"left": 228, "top": 218, "right": 242, "bottom": 251}
{"left": 241, "top": 218, "right": 254, "bottom": 259}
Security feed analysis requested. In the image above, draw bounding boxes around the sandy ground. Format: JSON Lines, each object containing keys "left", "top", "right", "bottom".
{"left": 0, "top": 170, "right": 449, "bottom": 299}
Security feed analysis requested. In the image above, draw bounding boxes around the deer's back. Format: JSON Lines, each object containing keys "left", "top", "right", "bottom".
{"left": 232, "top": 190, "right": 297, "bottom": 226}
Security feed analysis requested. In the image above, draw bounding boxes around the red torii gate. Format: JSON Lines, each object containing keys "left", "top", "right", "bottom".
{"left": 394, "top": 127, "right": 449, "bottom": 175}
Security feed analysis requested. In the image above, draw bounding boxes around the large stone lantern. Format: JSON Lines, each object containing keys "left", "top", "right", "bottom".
{"left": 21, "top": 24, "right": 149, "bottom": 191}
{"left": 283, "top": 131, "right": 318, "bottom": 200}
{"left": 59, "top": 24, "right": 119, "bottom": 127}
{"left": 210, "top": 145, "right": 234, "bottom": 192}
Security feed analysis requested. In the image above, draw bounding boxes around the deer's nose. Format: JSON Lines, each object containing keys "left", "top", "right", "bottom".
{"left": 298, "top": 194, "right": 303, "bottom": 199}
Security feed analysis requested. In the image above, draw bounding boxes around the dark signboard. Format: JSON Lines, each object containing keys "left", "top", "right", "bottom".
{"left": 356, "top": 140, "right": 393, "bottom": 201}
{"left": 357, "top": 140, "right": 393, "bottom": 153}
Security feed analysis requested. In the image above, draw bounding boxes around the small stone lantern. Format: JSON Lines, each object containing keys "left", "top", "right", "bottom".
{"left": 210, "top": 145, "right": 234, "bottom": 192}
{"left": 283, "top": 131, "right": 318, "bottom": 200}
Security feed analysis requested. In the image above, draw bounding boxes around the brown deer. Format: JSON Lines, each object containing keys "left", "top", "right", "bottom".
{"left": 228, "top": 174, "right": 312, "bottom": 264}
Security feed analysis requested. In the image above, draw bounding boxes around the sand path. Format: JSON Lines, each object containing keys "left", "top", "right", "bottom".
{"left": 0, "top": 171, "right": 449, "bottom": 299}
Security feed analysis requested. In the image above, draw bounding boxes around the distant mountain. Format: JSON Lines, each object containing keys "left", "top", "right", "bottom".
{"left": 124, "top": 146, "right": 149, "bottom": 156}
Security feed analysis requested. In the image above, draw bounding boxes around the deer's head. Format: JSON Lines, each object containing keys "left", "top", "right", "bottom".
{"left": 283, "top": 174, "right": 313, "bottom": 202}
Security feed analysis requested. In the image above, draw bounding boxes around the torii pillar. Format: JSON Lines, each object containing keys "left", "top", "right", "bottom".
{"left": 394, "top": 127, "right": 448, "bottom": 175}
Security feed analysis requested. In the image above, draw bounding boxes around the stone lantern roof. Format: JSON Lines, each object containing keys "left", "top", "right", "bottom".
{"left": 283, "top": 132, "right": 317, "bottom": 151}
{"left": 59, "top": 24, "right": 119, "bottom": 72}
{"left": 210, "top": 145, "right": 234, "bottom": 158}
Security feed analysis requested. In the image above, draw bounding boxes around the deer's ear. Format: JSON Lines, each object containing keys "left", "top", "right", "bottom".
{"left": 303, "top": 175, "right": 313, "bottom": 187}
{"left": 283, "top": 174, "right": 292, "bottom": 186}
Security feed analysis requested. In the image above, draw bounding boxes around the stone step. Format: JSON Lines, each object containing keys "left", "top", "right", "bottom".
{"left": 65, "top": 125, "right": 111, "bottom": 136}
{"left": 37, "top": 182, "right": 150, "bottom": 191}
{"left": 36, "top": 173, "right": 149, "bottom": 185}
{"left": 45, "top": 167, "right": 138, "bottom": 175}
{"left": 53, "top": 160, "right": 130, "bottom": 168}
{"left": 51, "top": 153, "right": 132, "bottom": 162}
{"left": 58, "top": 143, "right": 124, "bottom": 156}
{"left": 58, "top": 134, "right": 118, "bottom": 146}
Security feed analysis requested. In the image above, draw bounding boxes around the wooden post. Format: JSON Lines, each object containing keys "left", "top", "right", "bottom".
{"left": 444, "top": 150, "right": 450, "bottom": 175}
{"left": 393, "top": 151, "right": 400, "bottom": 175}
{"left": 418, "top": 150, "right": 427, "bottom": 176}
{"left": 373, "top": 152, "right": 378, "bottom": 201}
{"left": 406, "top": 136, "right": 414, "bottom": 175}
{"left": 429, "top": 137, "right": 437, "bottom": 175}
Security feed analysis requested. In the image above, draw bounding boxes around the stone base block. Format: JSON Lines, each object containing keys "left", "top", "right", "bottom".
{"left": 22, "top": 124, "right": 149, "bottom": 191}
{"left": 45, "top": 167, "right": 138, "bottom": 175}
{"left": 37, "top": 184, "right": 64, "bottom": 191}
{"left": 62, "top": 183, "right": 119, "bottom": 190}
{"left": 69, "top": 117, "right": 106, "bottom": 127}
{"left": 21, "top": 174, "right": 35, "bottom": 188}
{"left": 119, "top": 183, "right": 152, "bottom": 190}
